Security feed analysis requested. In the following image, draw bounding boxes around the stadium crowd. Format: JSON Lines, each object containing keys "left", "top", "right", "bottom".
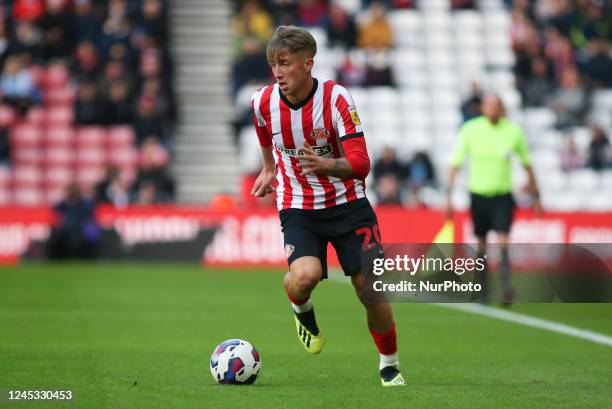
{"left": 0, "top": 0, "right": 175, "bottom": 208}
{"left": 230, "top": 0, "right": 612, "bottom": 207}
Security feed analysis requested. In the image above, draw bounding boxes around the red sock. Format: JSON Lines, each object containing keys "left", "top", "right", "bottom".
{"left": 369, "top": 322, "right": 397, "bottom": 355}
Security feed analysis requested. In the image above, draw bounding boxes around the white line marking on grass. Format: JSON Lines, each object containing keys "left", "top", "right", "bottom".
{"left": 328, "top": 273, "right": 612, "bottom": 347}
{"left": 435, "top": 303, "right": 612, "bottom": 347}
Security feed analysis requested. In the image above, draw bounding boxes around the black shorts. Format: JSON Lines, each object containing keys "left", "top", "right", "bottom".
{"left": 279, "top": 198, "right": 382, "bottom": 278}
{"left": 470, "top": 192, "right": 515, "bottom": 237}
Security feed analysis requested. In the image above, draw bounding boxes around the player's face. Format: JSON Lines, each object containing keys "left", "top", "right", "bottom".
{"left": 268, "top": 49, "right": 313, "bottom": 99}
{"left": 481, "top": 95, "right": 504, "bottom": 123}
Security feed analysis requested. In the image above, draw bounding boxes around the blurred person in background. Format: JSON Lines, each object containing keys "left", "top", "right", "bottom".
{"left": 460, "top": 81, "right": 483, "bottom": 121}
{"left": 446, "top": 94, "right": 542, "bottom": 305}
{"left": 580, "top": 36, "right": 612, "bottom": 89}
{"left": 74, "top": 80, "right": 108, "bottom": 124}
{"left": 559, "top": 132, "right": 584, "bottom": 172}
{"left": 47, "top": 183, "right": 100, "bottom": 259}
{"left": 296, "top": 0, "right": 327, "bottom": 27}
{"left": 522, "top": 57, "right": 555, "bottom": 107}
{"left": 231, "top": 35, "right": 270, "bottom": 98}
{"left": 587, "top": 125, "right": 611, "bottom": 171}
{"left": 549, "top": 66, "right": 587, "bottom": 129}
{"left": 133, "top": 95, "right": 167, "bottom": 145}
{"left": 326, "top": 2, "right": 357, "bottom": 49}
{"left": 95, "top": 166, "right": 130, "bottom": 207}
{"left": 231, "top": 0, "right": 273, "bottom": 57}
{"left": 0, "top": 54, "right": 41, "bottom": 115}
{"left": 373, "top": 146, "right": 407, "bottom": 204}
{"left": 357, "top": 1, "right": 393, "bottom": 50}
{"left": 407, "top": 151, "right": 435, "bottom": 206}
{"left": 135, "top": 135, "right": 173, "bottom": 201}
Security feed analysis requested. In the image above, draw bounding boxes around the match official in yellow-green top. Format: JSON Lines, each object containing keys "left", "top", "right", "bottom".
{"left": 445, "top": 94, "right": 542, "bottom": 303}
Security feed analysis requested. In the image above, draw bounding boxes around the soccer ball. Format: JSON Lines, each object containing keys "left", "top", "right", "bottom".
{"left": 209, "top": 339, "right": 261, "bottom": 385}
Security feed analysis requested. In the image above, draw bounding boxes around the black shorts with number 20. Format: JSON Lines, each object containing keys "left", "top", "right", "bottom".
{"left": 279, "top": 198, "right": 382, "bottom": 279}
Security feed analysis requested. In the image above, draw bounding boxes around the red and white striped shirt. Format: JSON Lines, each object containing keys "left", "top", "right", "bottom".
{"left": 251, "top": 79, "right": 367, "bottom": 210}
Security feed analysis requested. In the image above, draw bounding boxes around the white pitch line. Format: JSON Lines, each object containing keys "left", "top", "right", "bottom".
{"left": 328, "top": 274, "right": 612, "bottom": 347}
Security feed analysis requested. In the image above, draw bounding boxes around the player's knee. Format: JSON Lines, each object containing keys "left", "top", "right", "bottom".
{"left": 290, "top": 267, "right": 319, "bottom": 292}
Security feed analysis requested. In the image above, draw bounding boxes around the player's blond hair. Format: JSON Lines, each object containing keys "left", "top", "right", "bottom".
{"left": 266, "top": 26, "right": 317, "bottom": 61}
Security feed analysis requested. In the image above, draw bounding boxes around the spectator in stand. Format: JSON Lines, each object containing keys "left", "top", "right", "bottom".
{"left": 461, "top": 81, "right": 483, "bottom": 121}
{"left": 71, "top": 40, "right": 101, "bottom": 81}
{"left": 373, "top": 146, "right": 407, "bottom": 205}
{"left": 106, "top": 80, "right": 134, "bottom": 124}
{"left": 231, "top": 35, "right": 270, "bottom": 98}
{"left": 580, "top": 37, "right": 612, "bottom": 89}
{"left": 357, "top": 1, "right": 393, "bottom": 50}
{"left": 326, "top": 2, "right": 357, "bottom": 50}
{"left": 297, "top": 0, "right": 327, "bottom": 27}
{"left": 10, "top": 20, "right": 43, "bottom": 62}
{"left": 267, "top": 0, "right": 299, "bottom": 27}
{"left": 336, "top": 53, "right": 366, "bottom": 87}
{"left": 74, "top": 80, "right": 108, "bottom": 124}
{"left": 549, "top": 65, "right": 587, "bottom": 129}
{"left": 71, "top": 0, "right": 102, "bottom": 43}
{"left": 95, "top": 166, "right": 130, "bottom": 207}
{"left": 232, "top": 0, "right": 274, "bottom": 56}
{"left": 451, "top": 0, "right": 476, "bottom": 10}
{"left": 559, "top": 133, "right": 584, "bottom": 172}
{"left": 0, "top": 54, "right": 41, "bottom": 115}
{"left": 41, "top": 0, "right": 72, "bottom": 61}
{"left": 132, "top": 95, "right": 167, "bottom": 145}
{"left": 0, "top": 22, "right": 9, "bottom": 66}
{"left": 0, "top": 127, "right": 10, "bottom": 167}
{"left": 47, "top": 183, "right": 100, "bottom": 259}
{"left": 364, "top": 48, "right": 393, "bottom": 86}
{"left": 135, "top": 135, "right": 173, "bottom": 201}
{"left": 134, "top": 180, "right": 159, "bottom": 205}
{"left": 522, "top": 57, "right": 555, "bottom": 107}
{"left": 407, "top": 151, "right": 435, "bottom": 205}
{"left": 587, "top": 125, "right": 611, "bottom": 171}
{"left": 136, "top": 0, "right": 167, "bottom": 45}
{"left": 98, "top": 59, "right": 134, "bottom": 99}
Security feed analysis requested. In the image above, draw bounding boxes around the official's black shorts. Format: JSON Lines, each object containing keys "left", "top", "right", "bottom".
{"left": 279, "top": 198, "right": 382, "bottom": 279}
{"left": 470, "top": 192, "right": 515, "bottom": 237}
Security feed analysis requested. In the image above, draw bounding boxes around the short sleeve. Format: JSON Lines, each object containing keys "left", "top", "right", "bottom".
{"left": 332, "top": 85, "right": 364, "bottom": 141}
{"left": 514, "top": 126, "right": 531, "bottom": 166}
{"left": 251, "top": 91, "right": 271, "bottom": 147}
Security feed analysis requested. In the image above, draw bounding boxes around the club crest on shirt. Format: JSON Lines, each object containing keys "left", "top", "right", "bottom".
{"left": 284, "top": 244, "right": 295, "bottom": 259}
{"left": 310, "top": 128, "right": 330, "bottom": 146}
{"left": 350, "top": 109, "right": 361, "bottom": 125}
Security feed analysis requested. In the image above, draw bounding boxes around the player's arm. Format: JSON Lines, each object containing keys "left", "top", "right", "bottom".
{"left": 516, "top": 127, "right": 543, "bottom": 215}
{"left": 251, "top": 102, "right": 276, "bottom": 197}
{"left": 445, "top": 128, "right": 468, "bottom": 219}
{"left": 252, "top": 145, "right": 276, "bottom": 197}
{"left": 298, "top": 136, "right": 370, "bottom": 180}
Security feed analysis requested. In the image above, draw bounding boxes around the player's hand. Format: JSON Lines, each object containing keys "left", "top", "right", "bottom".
{"left": 298, "top": 142, "right": 328, "bottom": 176}
{"left": 444, "top": 195, "right": 453, "bottom": 220}
{"left": 251, "top": 168, "right": 276, "bottom": 197}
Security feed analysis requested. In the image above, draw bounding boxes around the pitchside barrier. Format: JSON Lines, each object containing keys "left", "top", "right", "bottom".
{"left": 0, "top": 205, "right": 611, "bottom": 267}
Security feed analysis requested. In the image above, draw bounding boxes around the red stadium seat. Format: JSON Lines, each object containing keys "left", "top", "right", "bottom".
{"left": 14, "top": 187, "right": 44, "bottom": 206}
{"left": 0, "top": 166, "right": 11, "bottom": 186}
{"left": 10, "top": 124, "right": 43, "bottom": 147}
{"left": 0, "top": 186, "right": 11, "bottom": 205}
{"left": 108, "top": 146, "right": 138, "bottom": 168}
{"left": 44, "top": 86, "right": 76, "bottom": 106}
{"left": 76, "top": 165, "right": 105, "bottom": 188}
{"left": 77, "top": 147, "right": 107, "bottom": 166}
{"left": 108, "top": 126, "right": 135, "bottom": 147}
{"left": 12, "top": 147, "right": 43, "bottom": 166}
{"left": 45, "top": 186, "right": 66, "bottom": 204}
{"left": 44, "top": 64, "right": 70, "bottom": 89}
{"left": 76, "top": 126, "right": 107, "bottom": 147}
{"left": 0, "top": 105, "right": 16, "bottom": 127}
{"left": 46, "top": 126, "right": 75, "bottom": 146}
{"left": 13, "top": 165, "right": 43, "bottom": 186}
{"left": 24, "top": 107, "right": 46, "bottom": 126}
{"left": 45, "top": 166, "right": 73, "bottom": 187}
{"left": 44, "top": 147, "right": 75, "bottom": 166}
{"left": 46, "top": 106, "right": 74, "bottom": 126}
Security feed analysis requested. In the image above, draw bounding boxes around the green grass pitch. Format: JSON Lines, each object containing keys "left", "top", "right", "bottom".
{"left": 1, "top": 263, "right": 611, "bottom": 409}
